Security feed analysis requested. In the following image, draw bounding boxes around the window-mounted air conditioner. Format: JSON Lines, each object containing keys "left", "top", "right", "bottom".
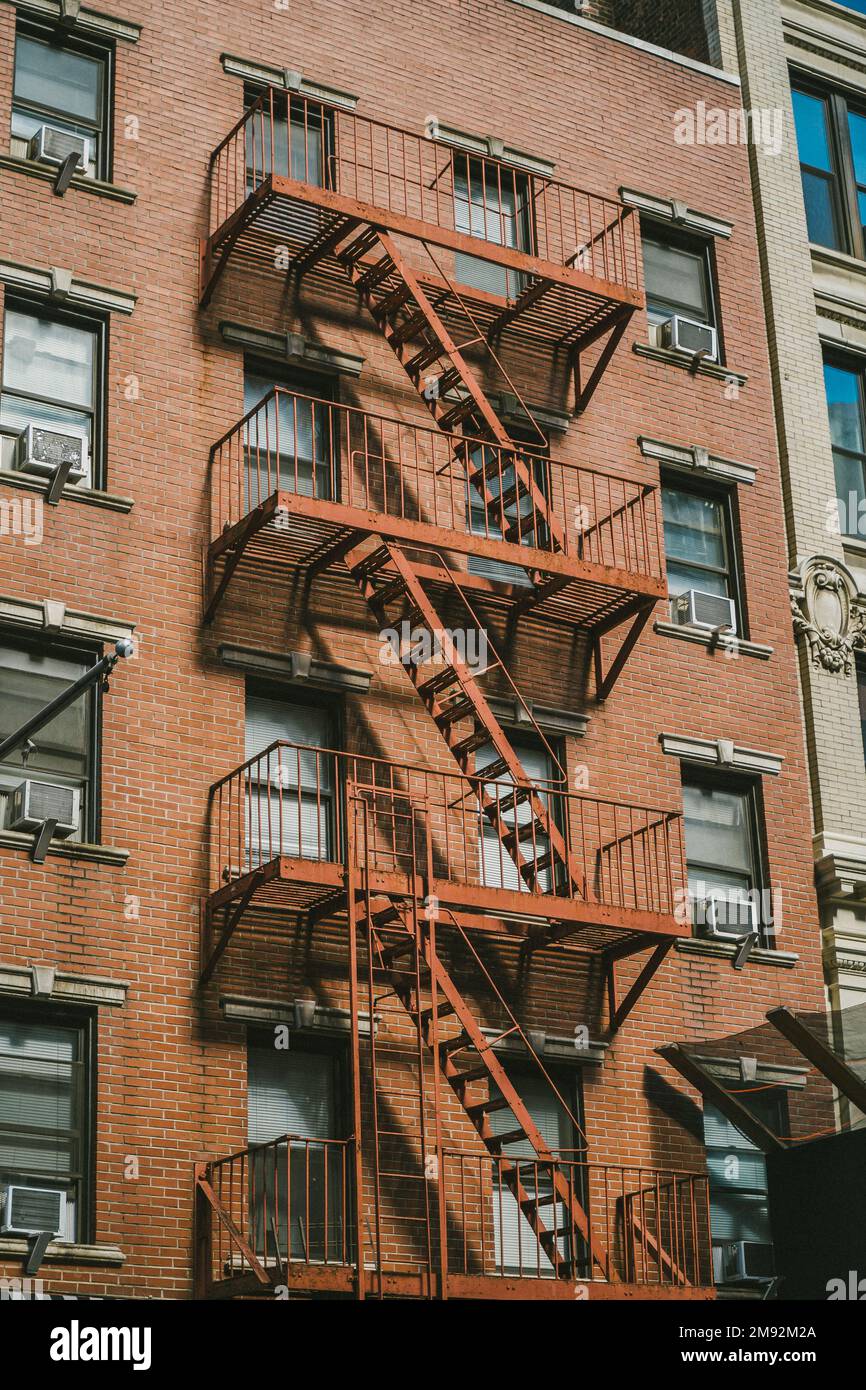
{"left": 695, "top": 891, "right": 759, "bottom": 942}
{"left": 1, "top": 1185, "right": 66, "bottom": 1237}
{"left": 8, "top": 781, "right": 81, "bottom": 839}
{"left": 714, "top": 1240, "right": 774, "bottom": 1284}
{"left": 28, "top": 124, "right": 90, "bottom": 173}
{"left": 672, "top": 589, "right": 737, "bottom": 636}
{"left": 16, "top": 424, "right": 88, "bottom": 485}
{"left": 659, "top": 314, "right": 718, "bottom": 362}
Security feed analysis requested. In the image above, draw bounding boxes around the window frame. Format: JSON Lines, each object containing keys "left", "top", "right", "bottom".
{"left": 242, "top": 83, "right": 336, "bottom": 191}
{"left": 703, "top": 1087, "right": 787, "bottom": 1285}
{"left": 0, "top": 1000, "right": 96, "bottom": 1245}
{"left": 640, "top": 220, "right": 722, "bottom": 349}
{"left": 12, "top": 19, "right": 114, "bottom": 182}
{"left": 0, "top": 630, "right": 103, "bottom": 844}
{"left": 660, "top": 471, "right": 746, "bottom": 636}
{"left": 823, "top": 347, "right": 866, "bottom": 537}
{"left": 791, "top": 72, "right": 866, "bottom": 259}
{"left": 681, "top": 766, "right": 770, "bottom": 944}
{"left": 1, "top": 294, "right": 108, "bottom": 492}
{"left": 247, "top": 1027, "right": 350, "bottom": 1143}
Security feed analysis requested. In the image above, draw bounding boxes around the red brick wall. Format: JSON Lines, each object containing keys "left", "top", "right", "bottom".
{"left": 0, "top": 0, "right": 823, "bottom": 1297}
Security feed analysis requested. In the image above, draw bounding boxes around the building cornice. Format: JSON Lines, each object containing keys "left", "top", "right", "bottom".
{"left": 219, "top": 54, "right": 358, "bottom": 110}
{"left": 0, "top": 593, "right": 135, "bottom": 646}
{"left": 639, "top": 435, "right": 755, "bottom": 486}
{"left": 0, "top": 961, "right": 128, "bottom": 1006}
{"left": 1, "top": 0, "right": 141, "bottom": 42}
{"left": 0, "top": 259, "right": 136, "bottom": 315}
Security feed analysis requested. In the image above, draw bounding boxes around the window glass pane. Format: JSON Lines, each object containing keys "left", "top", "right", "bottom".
{"left": 824, "top": 362, "right": 864, "bottom": 453}
{"left": 248, "top": 1045, "right": 337, "bottom": 1144}
{"left": 792, "top": 89, "right": 833, "bottom": 172}
{"left": 800, "top": 169, "right": 841, "bottom": 248}
{"left": 662, "top": 488, "right": 726, "bottom": 570}
{"left": 0, "top": 1019, "right": 81, "bottom": 1175}
{"left": 832, "top": 449, "right": 866, "bottom": 533}
{"left": 848, "top": 110, "right": 866, "bottom": 187}
{"left": 0, "top": 645, "right": 89, "bottom": 781}
{"left": 3, "top": 310, "right": 95, "bottom": 410}
{"left": 643, "top": 237, "right": 709, "bottom": 322}
{"left": 683, "top": 782, "right": 753, "bottom": 876}
{"left": 666, "top": 562, "right": 729, "bottom": 600}
{"left": 14, "top": 35, "right": 102, "bottom": 125}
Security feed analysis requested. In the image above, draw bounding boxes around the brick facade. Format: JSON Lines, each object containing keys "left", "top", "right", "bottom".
{"left": 0, "top": 0, "right": 826, "bottom": 1298}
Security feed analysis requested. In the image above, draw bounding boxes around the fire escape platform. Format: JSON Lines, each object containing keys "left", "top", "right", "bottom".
{"left": 202, "top": 175, "right": 640, "bottom": 351}
{"left": 205, "top": 1263, "right": 713, "bottom": 1301}
{"left": 205, "top": 489, "right": 665, "bottom": 632}
{"left": 203, "top": 853, "right": 686, "bottom": 976}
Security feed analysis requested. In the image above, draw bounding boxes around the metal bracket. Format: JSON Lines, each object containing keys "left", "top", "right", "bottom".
{"left": 25, "top": 1232, "right": 53, "bottom": 1276}
{"left": 52, "top": 152, "right": 80, "bottom": 197}
{"left": 46, "top": 454, "right": 75, "bottom": 506}
{"left": 57, "top": 0, "right": 81, "bottom": 33}
{"left": 31, "top": 820, "right": 58, "bottom": 864}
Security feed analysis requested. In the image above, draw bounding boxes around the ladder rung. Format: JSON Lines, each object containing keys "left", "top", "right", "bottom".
{"left": 466, "top": 1095, "right": 510, "bottom": 1119}
{"left": 488, "top": 1128, "right": 528, "bottom": 1149}
{"left": 449, "top": 1065, "right": 489, "bottom": 1085}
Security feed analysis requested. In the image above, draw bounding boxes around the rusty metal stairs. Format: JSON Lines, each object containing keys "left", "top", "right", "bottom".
{"left": 334, "top": 224, "right": 567, "bottom": 567}
{"left": 359, "top": 888, "right": 611, "bottom": 1283}
{"left": 345, "top": 535, "right": 588, "bottom": 901}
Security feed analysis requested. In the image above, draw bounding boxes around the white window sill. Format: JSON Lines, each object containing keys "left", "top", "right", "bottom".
{"left": 634, "top": 341, "right": 748, "bottom": 386}
{"left": 0, "top": 830, "right": 128, "bottom": 867}
{"left": 0, "top": 154, "right": 136, "bottom": 204}
{"left": 654, "top": 619, "right": 773, "bottom": 660}
{"left": 675, "top": 937, "right": 799, "bottom": 968}
{"left": 0, "top": 1236, "right": 125, "bottom": 1266}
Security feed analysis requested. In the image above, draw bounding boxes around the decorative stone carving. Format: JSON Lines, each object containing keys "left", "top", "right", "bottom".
{"left": 790, "top": 556, "right": 866, "bottom": 676}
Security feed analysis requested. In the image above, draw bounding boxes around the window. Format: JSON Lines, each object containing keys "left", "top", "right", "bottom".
{"left": 857, "top": 657, "right": 866, "bottom": 761}
{"left": 824, "top": 355, "right": 866, "bottom": 538}
{"left": 466, "top": 433, "right": 550, "bottom": 585}
{"left": 792, "top": 80, "right": 866, "bottom": 257}
{"left": 477, "top": 735, "right": 561, "bottom": 894}
{"left": 642, "top": 226, "right": 717, "bottom": 330}
{"left": 243, "top": 363, "right": 335, "bottom": 508}
{"left": 247, "top": 1033, "right": 348, "bottom": 1263}
{"left": 244, "top": 687, "right": 337, "bottom": 864}
{"left": 0, "top": 638, "right": 99, "bottom": 843}
{"left": 244, "top": 88, "right": 333, "bottom": 191}
{"left": 1, "top": 300, "right": 104, "bottom": 489}
{"left": 682, "top": 771, "right": 767, "bottom": 939}
{"left": 704, "top": 1092, "right": 785, "bottom": 1287}
{"left": 0, "top": 1006, "right": 93, "bottom": 1243}
{"left": 662, "top": 480, "right": 740, "bottom": 619}
{"left": 487, "top": 1066, "right": 586, "bottom": 1277}
{"left": 11, "top": 23, "right": 111, "bottom": 180}
{"left": 453, "top": 153, "right": 531, "bottom": 298}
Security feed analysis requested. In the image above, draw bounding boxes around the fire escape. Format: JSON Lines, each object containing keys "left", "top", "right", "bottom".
{"left": 195, "top": 88, "right": 712, "bottom": 1300}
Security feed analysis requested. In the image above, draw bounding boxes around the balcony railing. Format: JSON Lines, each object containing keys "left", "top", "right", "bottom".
{"left": 207, "top": 88, "right": 641, "bottom": 301}
{"left": 210, "top": 388, "right": 663, "bottom": 582}
{"left": 196, "top": 1137, "right": 712, "bottom": 1294}
{"left": 208, "top": 741, "right": 685, "bottom": 921}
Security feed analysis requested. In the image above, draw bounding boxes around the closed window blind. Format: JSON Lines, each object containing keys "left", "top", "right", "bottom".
{"left": 244, "top": 694, "right": 334, "bottom": 863}
{"left": 478, "top": 739, "right": 554, "bottom": 893}
{"left": 248, "top": 1045, "right": 338, "bottom": 1144}
{"left": 703, "top": 1099, "right": 776, "bottom": 1246}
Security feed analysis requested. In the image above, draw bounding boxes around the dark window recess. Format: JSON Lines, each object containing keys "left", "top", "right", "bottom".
{"left": 704, "top": 1091, "right": 786, "bottom": 1287}
{"left": 487, "top": 1065, "right": 586, "bottom": 1277}
{"left": 0, "top": 637, "right": 100, "bottom": 844}
{"left": 792, "top": 80, "right": 866, "bottom": 258}
{"left": 857, "top": 657, "right": 866, "bottom": 762}
{"left": 247, "top": 1033, "right": 349, "bottom": 1263}
{"left": 0, "top": 1006, "right": 93, "bottom": 1243}
{"left": 0, "top": 299, "right": 105, "bottom": 490}
{"left": 661, "top": 479, "right": 743, "bottom": 631}
{"left": 244, "top": 686, "right": 338, "bottom": 865}
{"left": 641, "top": 227, "right": 717, "bottom": 331}
{"left": 242, "top": 363, "right": 336, "bottom": 506}
{"left": 824, "top": 355, "right": 866, "bottom": 539}
{"left": 243, "top": 86, "right": 334, "bottom": 193}
{"left": 452, "top": 153, "right": 532, "bottom": 298}
{"left": 11, "top": 22, "right": 111, "bottom": 180}
{"left": 682, "top": 770, "right": 770, "bottom": 941}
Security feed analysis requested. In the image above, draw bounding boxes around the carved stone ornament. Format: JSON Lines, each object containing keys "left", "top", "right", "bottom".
{"left": 790, "top": 556, "right": 866, "bottom": 676}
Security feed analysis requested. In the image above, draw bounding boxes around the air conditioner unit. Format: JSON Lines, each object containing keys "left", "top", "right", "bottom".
{"left": 8, "top": 781, "right": 81, "bottom": 839}
{"left": 659, "top": 314, "right": 718, "bottom": 362}
{"left": 28, "top": 124, "right": 90, "bottom": 172}
{"left": 696, "top": 891, "right": 759, "bottom": 942}
{"left": 672, "top": 589, "right": 737, "bottom": 636}
{"left": 1, "top": 1185, "right": 66, "bottom": 1237}
{"left": 715, "top": 1240, "right": 774, "bottom": 1284}
{"left": 16, "top": 424, "right": 88, "bottom": 485}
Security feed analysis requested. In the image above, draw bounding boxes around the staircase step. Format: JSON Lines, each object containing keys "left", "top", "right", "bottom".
{"left": 465, "top": 1095, "right": 511, "bottom": 1120}
{"left": 405, "top": 342, "right": 443, "bottom": 378}
{"left": 439, "top": 1032, "right": 474, "bottom": 1057}
{"left": 373, "top": 575, "right": 409, "bottom": 608}
{"left": 520, "top": 1190, "right": 559, "bottom": 1211}
{"left": 435, "top": 697, "right": 475, "bottom": 728}
{"left": 482, "top": 786, "right": 533, "bottom": 817}
{"left": 386, "top": 310, "right": 428, "bottom": 347}
{"left": 487, "top": 1128, "right": 529, "bottom": 1149}
{"left": 448, "top": 1064, "right": 490, "bottom": 1086}
{"left": 451, "top": 728, "right": 493, "bottom": 761}
{"left": 437, "top": 397, "right": 478, "bottom": 430}
{"left": 355, "top": 255, "right": 395, "bottom": 294}
{"left": 415, "top": 667, "right": 460, "bottom": 700}
{"left": 419, "top": 999, "right": 457, "bottom": 1026}
{"left": 476, "top": 757, "right": 510, "bottom": 782}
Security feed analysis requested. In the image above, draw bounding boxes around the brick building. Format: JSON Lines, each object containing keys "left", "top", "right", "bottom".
{"left": 0, "top": 0, "right": 834, "bottom": 1301}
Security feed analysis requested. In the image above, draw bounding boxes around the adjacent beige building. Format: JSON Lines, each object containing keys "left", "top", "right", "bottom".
{"left": 701, "top": 0, "right": 866, "bottom": 1025}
